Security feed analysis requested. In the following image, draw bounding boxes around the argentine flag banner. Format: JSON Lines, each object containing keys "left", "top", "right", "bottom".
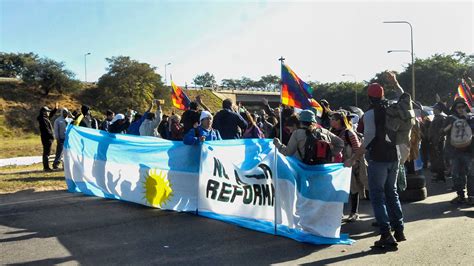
{"left": 64, "top": 125, "right": 353, "bottom": 245}
{"left": 64, "top": 125, "right": 200, "bottom": 211}
{"left": 199, "top": 139, "right": 353, "bottom": 245}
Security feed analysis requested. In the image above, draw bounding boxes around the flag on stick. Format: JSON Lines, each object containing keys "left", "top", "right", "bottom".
{"left": 281, "top": 63, "right": 323, "bottom": 114}
{"left": 171, "top": 81, "right": 191, "bottom": 110}
{"left": 455, "top": 79, "right": 473, "bottom": 109}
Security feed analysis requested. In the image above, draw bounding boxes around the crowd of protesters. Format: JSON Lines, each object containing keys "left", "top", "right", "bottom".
{"left": 37, "top": 72, "right": 474, "bottom": 248}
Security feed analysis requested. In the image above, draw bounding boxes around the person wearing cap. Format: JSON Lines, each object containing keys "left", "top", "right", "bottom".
{"left": 52, "top": 108, "right": 70, "bottom": 169}
{"left": 428, "top": 103, "right": 447, "bottom": 182}
{"left": 272, "top": 109, "right": 343, "bottom": 162}
{"left": 213, "top": 98, "right": 248, "bottom": 139}
{"left": 108, "top": 112, "right": 133, "bottom": 134}
{"left": 441, "top": 97, "right": 473, "bottom": 204}
{"left": 353, "top": 72, "right": 406, "bottom": 248}
{"left": 37, "top": 103, "right": 58, "bottom": 172}
{"left": 183, "top": 111, "right": 222, "bottom": 145}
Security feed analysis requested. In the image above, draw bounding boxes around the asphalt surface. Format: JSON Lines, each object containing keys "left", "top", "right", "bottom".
{"left": 1, "top": 171, "right": 473, "bottom": 265}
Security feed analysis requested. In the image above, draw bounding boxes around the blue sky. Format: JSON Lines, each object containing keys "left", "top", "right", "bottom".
{"left": 1, "top": 0, "right": 472, "bottom": 86}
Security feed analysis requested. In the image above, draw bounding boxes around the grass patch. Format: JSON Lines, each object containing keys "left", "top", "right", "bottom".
{"left": 0, "top": 134, "right": 52, "bottom": 159}
{"left": 0, "top": 163, "right": 66, "bottom": 193}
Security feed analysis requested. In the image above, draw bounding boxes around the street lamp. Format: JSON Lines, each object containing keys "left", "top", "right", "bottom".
{"left": 383, "top": 20, "right": 415, "bottom": 100}
{"left": 164, "top": 62, "right": 171, "bottom": 85}
{"left": 84, "top": 52, "right": 91, "bottom": 83}
{"left": 342, "top": 73, "right": 357, "bottom": 107}
{"left": 387, "top": 50, "right": 411, "bottom": 54}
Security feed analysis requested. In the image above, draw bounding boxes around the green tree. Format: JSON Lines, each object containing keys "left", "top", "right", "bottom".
{"left": 193, "top": 72, "right": 216, "bottom": 88}
{"left": 97, "top": 56, "right": 164, "bottom": 112}
{"left": 22, "top": 57, "right": 77, "bottom": 96}
{"left": 0, "top": 52, "right": 77, "bottom": 95}
{"left": 0, "top": 52, "right": 38, "bottom": 78}
{"left": 396, "top": 53, "right": 473, "bottom": 104}
{"left": 221, "top": 79, "right": 239, "bottom": 90}
{"left": 259, "top": 74, "right": 280, "bottom": 91}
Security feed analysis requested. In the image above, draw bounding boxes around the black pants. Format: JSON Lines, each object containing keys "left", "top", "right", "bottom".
{"left": 41, "top": 138, "right": 53, "bottom": 170}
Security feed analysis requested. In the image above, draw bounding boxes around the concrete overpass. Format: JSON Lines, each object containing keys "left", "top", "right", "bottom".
{"left": 211, "top": 90, "right": 280, "bottom": 111}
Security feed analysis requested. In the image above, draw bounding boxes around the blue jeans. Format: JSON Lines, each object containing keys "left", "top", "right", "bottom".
{"left": 367, "top": 159, "right": 404, "bottom": 234}
{"left": 451, "top": 150, "right": 472, "bottom": 197}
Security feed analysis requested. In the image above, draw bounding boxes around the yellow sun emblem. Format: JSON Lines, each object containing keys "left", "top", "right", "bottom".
{"left": 143, "top": 169, "right": 173, "bottom": 207}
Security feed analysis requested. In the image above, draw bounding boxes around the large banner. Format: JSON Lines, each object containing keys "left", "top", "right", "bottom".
{"left": 199, "top": 139, "right": 353, "bottom": 245}
{"left": 64, "top": 125, "right": 353, "bottom": 245}
{"left": 64, "top": 125, "right": 200, "bottom": 211}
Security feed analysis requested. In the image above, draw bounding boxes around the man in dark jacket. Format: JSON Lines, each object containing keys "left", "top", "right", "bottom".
{"left": 108, "top": 113, "right": 132, "bottom": 134}
{"left": 212, "top": 98, "right": 248, "bottom": 139}
{"left": 37, "top": 103, "right": 58, "bottom": 171}
{"left": 354, "top": 75, "right": 406, "bottom": 248}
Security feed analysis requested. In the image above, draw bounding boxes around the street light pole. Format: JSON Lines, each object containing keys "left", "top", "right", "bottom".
{"left": 84, "top": 52, "right": 91, "bottom": 83}
{"left": 164, "top": 62, "right": 171, "bottom": 85}
{"left": 342, "top": 73, "right": 357, "bottom": 107}
{"left": 383, "top": 21, "right": 415, "bottom": 100}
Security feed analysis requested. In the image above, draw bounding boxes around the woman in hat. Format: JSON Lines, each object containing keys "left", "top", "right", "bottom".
{"left": 273, "top": 110, "right": 344, "bottom": 163}
{"left": 183, "top": 111, "right": 222, "bottom": 145}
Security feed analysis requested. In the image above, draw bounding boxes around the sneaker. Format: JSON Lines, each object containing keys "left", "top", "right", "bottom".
{"left": 450, "top": 195, "right": 466, "bottom": 204}
{"left": 394, "top": 230, "right": 407, "bottom": 242}
{"left": 347, "top": 213, "right": 359, "bottom": 222}
{"left": 373, "top": 232, "right": 398, "bottom": 248}
{"left": 44, "top": 168, "right": 53, "bottom": 172}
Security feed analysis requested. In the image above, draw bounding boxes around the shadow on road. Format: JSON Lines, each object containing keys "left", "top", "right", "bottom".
{"left": 0, "top": 189, "right": 325, "bottom": 265}
{"left": 0, "top": 169, "right": 472, "bottom": 265}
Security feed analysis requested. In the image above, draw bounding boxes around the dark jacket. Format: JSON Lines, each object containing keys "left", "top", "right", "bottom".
{"left": 367, "top": 102, "right": 398, "bottom": 162}
{"left": 127, "top": 112, "right": 148, "bottom": 135}
{"left": 212, "top": 108, "right": 248, "bottom": 139}
{"left": 37, "top": 108, "right": 57, "bottom": 140}
{"left": 181, "top": 109, "right": 200, "bottom": 135}
{"left": 108, "top": 120, "right": 131, "bottom": 134}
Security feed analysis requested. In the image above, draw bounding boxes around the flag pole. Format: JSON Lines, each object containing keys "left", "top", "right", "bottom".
{"left": 273, "top": 56, "right": 285, "bottom": 236}
{"left": 278, "top": 56, "right": 285, "bottom": 142}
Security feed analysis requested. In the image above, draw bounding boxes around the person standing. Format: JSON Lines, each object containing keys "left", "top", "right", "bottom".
{"left": 37, "top": 103, "right": 58, "bottom": 172}
{"left": 139, "top": 100, "right": 162, "bottom": 137}
{"left": 442, "top": 98, "right": 473, "bottom": 204}
{"left": 213, "top": 98, "right": 248, "bottom": 139}
{"left": 99, "top": 110, "right": 115, "bottom": 131}
{"left": 183, "top": 111, "right": 221, "bottom": 145}
{"left": 429, "top": 103, "right": 447, "bottom": 182}
{"left": 52, "top": 108, "right": 70, "bottom": 169}
{"left": 354, "top": 77, "right": 406, "bottom": 248}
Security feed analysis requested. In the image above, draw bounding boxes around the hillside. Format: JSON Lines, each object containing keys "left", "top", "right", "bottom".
{"left": 0, "top": 82, "right": 223, "bottom": 137}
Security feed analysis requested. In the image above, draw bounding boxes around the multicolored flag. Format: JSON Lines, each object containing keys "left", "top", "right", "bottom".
{"left": 455, "top": 79, "right": 473, "bottom": 109}
{"left": 281, "top": 63, "right": 323, "bottom": 114}
{"left": 171, "top": 81, "right": 192, "bottom": 110}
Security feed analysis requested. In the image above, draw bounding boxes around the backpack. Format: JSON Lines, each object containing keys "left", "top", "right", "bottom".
{"left": 450, "top": 118, "right": 472, "bottom": 149}
{"left": 299, "top": 127, "right": 333, "bottom": 165}
{"left": 385, "top": 93, "right": 416, "bottom": 145}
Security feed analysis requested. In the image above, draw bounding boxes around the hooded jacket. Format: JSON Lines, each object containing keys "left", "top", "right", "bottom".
{"left": 37, "top": 107, "right": 57, "bottom": 139}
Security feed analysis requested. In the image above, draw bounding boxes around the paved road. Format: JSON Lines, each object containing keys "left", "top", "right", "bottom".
{"left": 1, "top": 173, "right": 473, "bottom": 265}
